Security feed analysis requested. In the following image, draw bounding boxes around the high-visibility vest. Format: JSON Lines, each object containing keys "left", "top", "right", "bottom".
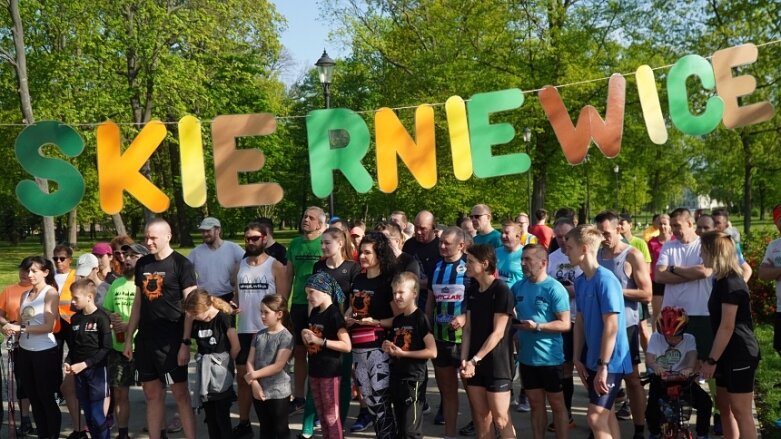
{"left": 58, "top": 270, "right": 76, "bottom": 325}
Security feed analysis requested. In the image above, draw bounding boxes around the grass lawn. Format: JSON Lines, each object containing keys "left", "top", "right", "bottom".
{"left": 756, "top": 323, "right": 781, "bottom": 438}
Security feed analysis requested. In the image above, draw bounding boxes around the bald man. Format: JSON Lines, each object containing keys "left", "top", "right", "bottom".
{"left": 123, "top": 218, "right": 197, "bottom": 439}
{"left": 403, "top": 210, "right": 441, "bottom": 306}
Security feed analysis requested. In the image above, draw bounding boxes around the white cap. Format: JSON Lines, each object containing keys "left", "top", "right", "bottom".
{"left": 76, "top": 253, "right": 99, "bottom": 277}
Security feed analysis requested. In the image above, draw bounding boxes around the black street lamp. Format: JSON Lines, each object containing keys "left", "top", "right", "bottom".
{"left": 614, "top": 165, "right": 620, "bottom": 210}
{"left": 523, "top": 127, "right": 532, "bottom": 214}
{"left": 315, "top": 49, "right": 336, "bottom": 218}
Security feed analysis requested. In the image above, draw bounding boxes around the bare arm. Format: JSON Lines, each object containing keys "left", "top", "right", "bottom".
{"left": 740, "top": 262, "right": 752, "bottom": 283}
{"left": 627, "top": 249, "right": 652, "bottom": 303}
{"left": 599, "top": 313, "right": 619, "bottom": 364}
{"left": 252, "top": 347, "right": 293, "bottom": 379}
{"left": 674, "top": 264, "right": 712, "bottom": 280}
{"left": 385, "top": 333, "right": 437, "bottom": 360}
{"left": 123, "top": 287, "right": 142, "bottom": 359}
{"left": 460, "top": 311, "right": 471, "bottom": 362}
{"left": 536, "top": 311, "right": 571, "bottom": 333}
{"left": 758, "top": 263, "right": 781, "bottom": 281}
{"left": 655, "top": 265, "right": 688, "bottom": 284}
{"left": 273, "top": 261, "right": 290, "bottom": 302}
{"left": 227, "top": 327, "right": 240, "bottom": 360}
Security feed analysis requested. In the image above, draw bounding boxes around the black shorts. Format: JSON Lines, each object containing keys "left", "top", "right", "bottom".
{"left": 290, "top": 303, "right": 309, "bottom": 346}
{"left": 715, "top": 362, "right": 757, "bottom": 394}
{"left": 639, "top": 303, "right": 650, "bottom": 321}
{"left": 562, "top": 327, "right": 573, "bottom": 363}
{"left": 585, "top": 369, "right": 624, "bottom": 409}
{"left": 75, "top": 365, "right": 111, "bottom": 402}
{"left": 519, "top": 363, "right": 563, "bottom": 393}
{"left": 651, "top": 281, "right": 665, "bottom": 297}
{"left": 237, "top": 333, "right": 255, "bottom": 365}
{"left": 432, "top": 340, "right": 461, "bottom": 368}
{"left": 465, "top": 374, "right": 512, "bottom": 393}
{"left": 774, "top": 313, "right": 781, "bottom": 353}
{"left": 108, "top": 349, "right": 136, "bottom": 388}
{"left": 627, "top": 325, "right": 641, "bottom": 365}
{"left": 134, "top": 336, "right": 189, "bottom": 385}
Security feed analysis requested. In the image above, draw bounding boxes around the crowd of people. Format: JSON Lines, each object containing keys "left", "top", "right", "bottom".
{"left": 0, "top": 202, "right": 775, "bottom": 439}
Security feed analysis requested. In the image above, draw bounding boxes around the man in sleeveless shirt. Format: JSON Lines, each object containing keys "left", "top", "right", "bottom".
{"left": 595, "top": 211, "right": 652, "bottom": 439}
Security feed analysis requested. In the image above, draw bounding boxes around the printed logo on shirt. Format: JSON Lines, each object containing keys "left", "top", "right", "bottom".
{"left": 198, "top": 329, "right": 213, "bottom": 339}
{"left": 351, "top": 290, "right": 373, "bottom": 319}
{"left": 657, "top": 347, "right": 683, "bottom": 370}
{"left": 306, "top": 323, "right": 325, "bottom": 354}
{"left": 432, "top": 284, "right": 465, "bottom": 302}
{"left": 238, "top": 274, "right": 270, "bottom": 292}
{"left": 392, "top": 325, "right": 413, "bottom": 351}
{"left": 554, "top": 264, "right": 578, "bottom": 283}
{"left": 83, "top": 321, "right": 98, "bottom": 332}
{"left": 142, "top": 272, "right": 165, "bottom": 301}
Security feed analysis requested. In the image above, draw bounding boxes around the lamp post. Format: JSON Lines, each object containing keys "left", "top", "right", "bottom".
{"left": 613, "top": 165, "right": 620, "bottom": 210}
{"left": 315, "top": 49, "right": 336, "bottom": 218}
{"left": 523, "top": 127, "right": 532, "bottom": 214}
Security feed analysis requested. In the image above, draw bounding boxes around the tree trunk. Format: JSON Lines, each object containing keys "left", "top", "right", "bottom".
{"left": 166, "top": 120, "right": 194, "bottom": 247}
{"left": 112, "top": 213, "right": 128, "bottom": 236}
{"left": 741, "top": 132, "right": 752, "bottom": 237}
{"left": 8, "top": 0, "right": 56, "bottom": 258}
{"left": 67, "top": 207, "right": 78, "bottom": 248}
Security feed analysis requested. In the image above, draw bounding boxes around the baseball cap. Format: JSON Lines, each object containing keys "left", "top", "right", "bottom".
{"left": 76, "top": 253, "right": 99, "bottom": 277}
{"left": 329, "top": 215, "right": 342, "bottom": 225}
{"left": 121, "top": 243, "right": 149, "bottom": 256}
{"left": 198, "top": 217, "right": 221, "bottom": 230}
{"left": 91, "top": 242, "right": 113, "bottom": 256}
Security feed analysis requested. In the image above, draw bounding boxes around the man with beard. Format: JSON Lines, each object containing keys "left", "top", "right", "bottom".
{"left": 232, "top": 221, "right": 289, "bottom": 438}
{"left": 103, "top": 243, "right": 148, "bottom": 439}
{"left": 188, "top": 217, "right": 245, "bottom": 302}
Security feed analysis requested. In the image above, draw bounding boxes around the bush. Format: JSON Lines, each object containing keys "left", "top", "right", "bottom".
{"left": 743, "top": 228, "right": 779, "bottom": 323}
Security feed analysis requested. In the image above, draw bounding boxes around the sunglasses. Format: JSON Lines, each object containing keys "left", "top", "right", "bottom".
{"left": 245, "top": 234, "right": 266, "bottom": 242}
{"left": 470, "top": 214, "right": 487, "bottom": 219}
{"left": 53, "top": 257, "right": 70, "bottom": 262}
{"left": 113, "top": 251, "right": 125, "bottom": 257}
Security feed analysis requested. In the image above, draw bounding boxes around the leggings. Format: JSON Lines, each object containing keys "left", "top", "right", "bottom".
{"left": 16, "top": 346, "right": 62, "bottom": 439}
{"left": 353, "top": 348, "right": 394, "bottom": 439}
{"left": 301, "top": 352, "right": 353, "bottom": 436}
{"left": 203, "top": 398, "right": 233, "bottom": 439}
{"left": 311, "top": 376, "right": 342, "bottom": 439}
{"left": 254, "top": 397, "right": 290, "bottom": 439}
{"left": 75, "top": 366, "right": 111, "bottom": 439}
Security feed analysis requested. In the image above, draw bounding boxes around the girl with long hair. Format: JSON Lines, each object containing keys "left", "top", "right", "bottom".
{"left": 184, "top": 289, "right": 240, "bottom": 439}
{"left": 699, "top": 231, "right": 759, "bottom": 439}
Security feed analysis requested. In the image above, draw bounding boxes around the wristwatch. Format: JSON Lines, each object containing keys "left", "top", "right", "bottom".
{"left": 535, "top": 322, "right": 542, "bottom": 332}
{"left": 470, "top": 356, "right": 481, "bottom": 366}
{"left": 181, "top": 339, "right": 192, "bottom": 346}
{"left": 596, "top": 358, "right": 608, "bottom": 367}
{"left": 669, "top": 265, "right": 676, "bottom": 274}
{"left": 705, "top": 357, "right": 718, "bottom": 365}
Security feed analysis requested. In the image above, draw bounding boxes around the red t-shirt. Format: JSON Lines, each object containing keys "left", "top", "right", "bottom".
{"left": 529, "top": 224, "right": 554, "bottom": 249}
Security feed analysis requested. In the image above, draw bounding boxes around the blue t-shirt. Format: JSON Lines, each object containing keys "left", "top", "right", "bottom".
{"left": 496, "top": 246, "right": 524, "bottom": 289}
{"left": 575, "top": 266, "right": 632, "bottom": 373}
{"left": 512, "top": 276, "right": 569, "bottom": 366}
{"left": 473, "top": 229, "right": 502, "bottom": 248}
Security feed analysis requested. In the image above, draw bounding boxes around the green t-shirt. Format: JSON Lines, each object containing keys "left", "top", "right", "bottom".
{"left": 288, "top": 235, "right": 323, "bottom": 305}
{"left": 102, "top": 276, "right": 137, "bottom": 352}
{"left": 628, "top": 236, "right": 652, "bottom": 263}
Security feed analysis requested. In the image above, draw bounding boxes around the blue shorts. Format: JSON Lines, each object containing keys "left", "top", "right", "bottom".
{"left": 75, "top": 366, "right": 110, "bottom": 402}
{"left": 585, "top": 369, "right": 624, "bottom": 409}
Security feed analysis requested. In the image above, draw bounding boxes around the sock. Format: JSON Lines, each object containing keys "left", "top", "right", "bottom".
{"left": 634, "top": 424, "right": 645, "bottom": 435}
{"left": 118, "top": 427, "right": 129, "bottom": 438}
{"left": 239, "top": 419, "right": 250, "bottom": 426}
{"left": 562, "top": 376, "right": 574, "bottom": 414}
{"left": 21, "top": 415, "right": 30, "bottom": 424}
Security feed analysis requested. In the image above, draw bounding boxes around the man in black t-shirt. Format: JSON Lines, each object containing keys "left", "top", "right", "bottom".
{"left": 254, "top": 217, "right": 288, "bottom": 265}
{"left": 402, "top": 210, "right": 440, "bottom": 308}
{"left": 124, "top": 218, "right": 197, "bottom": 439}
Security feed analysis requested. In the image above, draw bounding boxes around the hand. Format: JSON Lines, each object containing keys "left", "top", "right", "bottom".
{"left": 594, "top": 366, "right": 609, "bottom": 395}
{"left": 123, "top": 340, "right": 133, "bottom": 360}
{"left": 244, "top": 372, "right": 256, "bottom": 385}
{"left": 301, "top": 329, "right": 314, "bottom": 344}
{"left": 3, "top": 323, "right": 20, "bottom": 336}
{"left": 382, "top": 340, "right": 401, "bottom": 357}
{"left": 109, "top": 313, "right": 122, "bottom": 325}
{"left": 518, "top": 320, "right": 537, "bottom": 331}
{"left": 345, "top": 317, "right": 357, "bottom": 328}
{"left": 70, "top": 362, "right": 87, "bottom": 375}
{"left": 573, "top": 359, "right": 588, "bottom": 387}
{"left": 251, "top": 381, "right": 266, "bottom": 401}
{"left": 449, "top": 315, "right": 466, "bottom": 330}
{"left": 63, "top": 363, "right": 72, "bottom": 375}
{"left": 459, "top": 360, "right": 475, "bottom": 379}
{"left": 177, "top": 343, "right": 190, "bottom": 366}
{"left": 381, "top": 340, "right": 393, "bottom": 354}
{"left": 700, "top": 362, "right": 716, "bottom": 380}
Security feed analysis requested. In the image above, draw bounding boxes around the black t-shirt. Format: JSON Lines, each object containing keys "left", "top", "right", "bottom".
{"left": 313, "top": 259, "right": 361, "bottom": 298}
{"left": 67, "top": 308, "right": 113, "bottom": 368}
{"left": 306, "top": 304, "right": 346, "bottom": 378}
{"left": 389, "top": 308, "right": 431, "bottom": 381}
{"left": 395, "top": 252, "right": 421, "bottom": 277}
{"left": 402, "top": 237, "right": 440, "bottom": 283}
{"left": 135, "top": 251, "right": 197, "bottom": 334}
{"left": 265, "top": 242, "right": 288, "bottom": 266}
{"left": 193, "top": 311, "right": 233, "bottom": 355}
{"left": 466, "top": 278, "right": 515, "bottom": 380}
{"left": 708, "top": 272, "right": 760, "bottom": 366}
{"left": 349, "top": 273, "right": 394, "bottom": 349}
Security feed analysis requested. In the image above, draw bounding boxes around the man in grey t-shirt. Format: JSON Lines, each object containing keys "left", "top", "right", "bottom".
{"left": 188, "top": 217, "right": 245, "bottom": 302}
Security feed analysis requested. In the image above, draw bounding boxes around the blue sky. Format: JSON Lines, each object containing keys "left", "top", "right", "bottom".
{"left": 271, "top": 0, "right": 349, "bottom": 86}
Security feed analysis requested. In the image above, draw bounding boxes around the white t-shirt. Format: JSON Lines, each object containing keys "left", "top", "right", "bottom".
{"left": 188, "top": 241, "right": 245, "bottom": 296}
{"left": 647, "top": 332, "right": 697, "bottom": 374}
{"left": 761, "top": 237, "right": 781, "bottom": 309}
{"left": 656, "top": 238, "right": 711, "bottom": 316}
{"left": 237, "top": 256, "right": 278, "bottom": 334}
{"left": 547, "top": 249, "right": 582, "bottom": 322}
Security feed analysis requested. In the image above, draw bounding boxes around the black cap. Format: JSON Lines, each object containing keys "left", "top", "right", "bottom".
{"left": 121, "top": 243, "right": 149, "bottom": 256}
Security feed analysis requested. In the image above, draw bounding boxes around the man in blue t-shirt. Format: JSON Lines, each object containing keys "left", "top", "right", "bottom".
{"left": 496, "top": 220, "right": 525, "bottom": 289}
{"left": 566, "top": 224, "right": 632, "bottom": 439}
{"left": 511, "top": 244, "right": 570, "bottom": 439}
{"left": 470, "top": 204, "right": 502, "bottom": 248}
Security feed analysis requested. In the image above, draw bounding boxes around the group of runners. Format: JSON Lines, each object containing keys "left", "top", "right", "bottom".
{"left": 0, "top": 201, "right": 775, "bottom": 439}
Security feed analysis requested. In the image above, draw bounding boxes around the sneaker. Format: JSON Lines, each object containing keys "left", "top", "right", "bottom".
{"left": 713, "top": 413, "right": 723, "bottom": 435}
{"left": 422, "top": 401, "right": 432, "bottom": 415}
{"left": 232, "top": 421, "right": 253, "bottom": 439}
{"left": 289, "top": 397, "right": 306, "bottom": 415}
{"left": 546, "top": 417, "right": 576, "bottom": 432}
{"left": 166, "top": 416, "right": 183, "bottom": 433}
{"left": 350, "top": 411, "right": 374, "bottom": 432}
{"left": 67, "top": 431, "right": 89, "bottom": 439}
{"left": 615, "top": 387, "right": 626, "bottom": 402}
{"left": 515, "top": 394, "right": 530, "bottom": 413}
{"left": 314, "top": 415, "right": 321, "bottom": 429}
{"left": 616, "top": 400, "right": 632, "bottom": 420}
{"left": 16, "top": 420, "right": 34, "bottom": 437}
{"left": 459, "top": 421, "right": 475, "bottom": 436}
{"left": 433, "top": 405, "right": 445, "bottom": 425}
